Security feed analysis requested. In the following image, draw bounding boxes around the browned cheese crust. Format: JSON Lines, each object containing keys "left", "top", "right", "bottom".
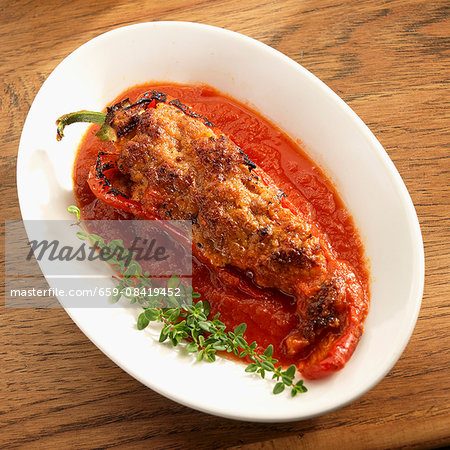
{"left": 108, "top": 101, "right": 344, "bottom": 349}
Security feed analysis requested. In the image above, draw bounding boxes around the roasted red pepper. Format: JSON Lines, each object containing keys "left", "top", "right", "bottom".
{"left": 87, "top": 152, "right": 149, "bottom": 217}
{"left": 57, "top": 91, "right": 367, "bottom": 379}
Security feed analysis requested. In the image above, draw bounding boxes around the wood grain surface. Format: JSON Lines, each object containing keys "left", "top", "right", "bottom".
{"left": 1, "top": 0, "right": 449, "bottom": 448}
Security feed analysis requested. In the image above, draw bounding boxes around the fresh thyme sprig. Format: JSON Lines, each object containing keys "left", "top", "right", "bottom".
{"left": 137, "top": 301, "right": 307, "bottom": 396}
{"left": 67, "top": 205, "right": 307, "bottom": 396}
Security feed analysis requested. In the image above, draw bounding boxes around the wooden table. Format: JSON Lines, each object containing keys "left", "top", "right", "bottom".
{"left": 1, "top": 1, "right": 449, "bottom": 448}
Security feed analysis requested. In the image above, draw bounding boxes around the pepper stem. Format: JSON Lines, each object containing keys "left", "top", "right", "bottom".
{"left": 56, "top": 110, "right": 115, "bottom": 142}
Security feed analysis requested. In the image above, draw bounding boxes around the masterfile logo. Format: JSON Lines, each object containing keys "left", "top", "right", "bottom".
{"left": 4, "top": 219, "right": 193, "bottom": 308}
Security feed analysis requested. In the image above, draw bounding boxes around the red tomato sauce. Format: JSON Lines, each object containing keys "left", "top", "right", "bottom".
{"left": 73, "top": 83, "right": 369, "bottom": 369}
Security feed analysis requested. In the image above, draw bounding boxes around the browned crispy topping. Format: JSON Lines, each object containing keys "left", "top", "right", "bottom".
{"left": 107, "top": 98, "right": 343, "bottom": 349}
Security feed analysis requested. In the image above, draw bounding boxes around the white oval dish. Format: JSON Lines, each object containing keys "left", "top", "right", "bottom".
{"left": 16, "top": 22, "right": 424, "bottom": 422}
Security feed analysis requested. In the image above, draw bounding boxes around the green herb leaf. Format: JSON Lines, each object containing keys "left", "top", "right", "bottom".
{"left": 264, "top": 344, "right": 274, "bottom": 357}
{"left": 67, "top": 205, "right": 81, "bottom": 221}
{"left": 199, "top": 321, "right": 213, "bottom": 332}
{"left": 286, "top": 364, "right": 296, "bottom": 379}
{"left": 159, "top": 325, "right": 170, "bottom": 343}
{"left": 111, "top": 289, "right": 122, "bottom": 304}
{"left": 137, "top": 312, "right": 150, "bottom": 330}
{"left": 168, "top": 275, "right": 179, "bottom": 290}
{"left": 89, "top": 234, "right": 105, "bottom": 247}
{"left": 261, "top": 361, "right": 275, "bottom": 371}
{"left": 186, "top": 342, "right": 199, "bottom": 353}
{"left": 234, "top": 323, "right": 247, "bottom": 336}
{"left": 144, "top": 308, "right": 160, "bottom": 321}
{"left": 76, "top": 231, "right": 87, "bottom": 240}
{"left": 202, "top": 300, "right": 211, "bottom": 316}
{"left": 212, "top": 342, "right": 227, "bottom": 351}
